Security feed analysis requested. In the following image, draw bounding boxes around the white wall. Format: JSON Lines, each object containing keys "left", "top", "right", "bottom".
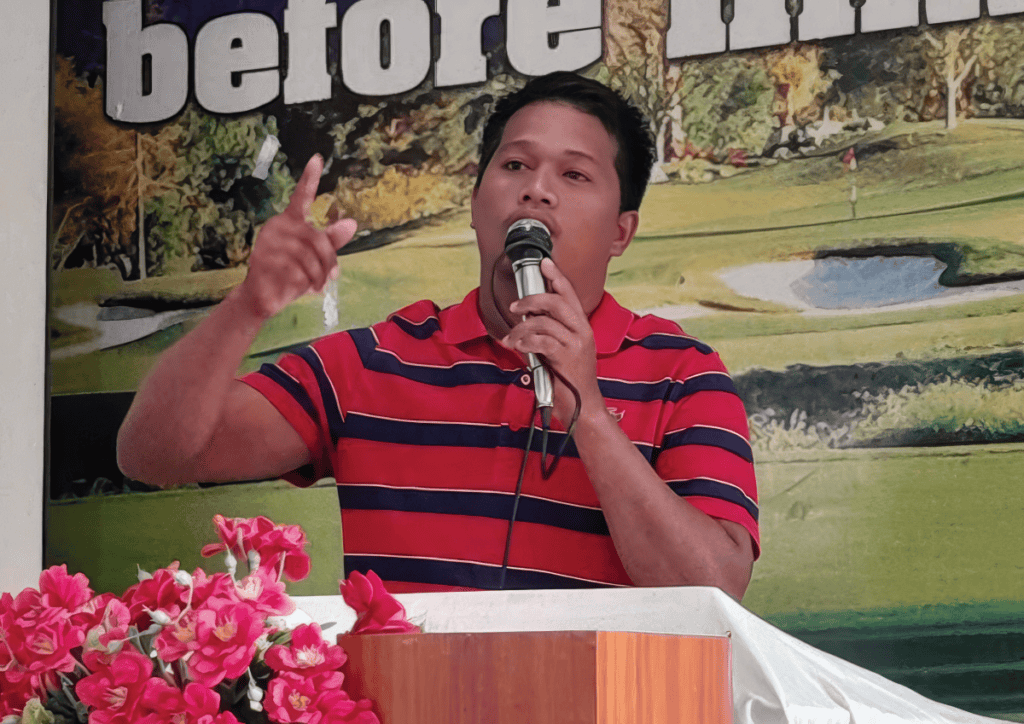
{"left": 0, "top": 6, "right": 49, "bottom": 592}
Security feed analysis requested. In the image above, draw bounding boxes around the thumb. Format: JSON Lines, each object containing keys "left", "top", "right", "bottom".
{"left": 325, "top": 218, "right": 358, "bottom": 252}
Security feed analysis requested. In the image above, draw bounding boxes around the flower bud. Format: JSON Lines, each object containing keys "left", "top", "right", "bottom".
{"left": 224, "top": 549, "right": 238, "bottom": 578}
{"left": 247, "top": 678, "right": 265, "bottom": 712}
{"left": 137, "top": 565, "right": 153, "bottom": 582}
{"left": 107, "top": 639, "right": 124, "bottom": 654}
{"left": 247, "top": 549, "right": 261, "bottom": 571}
{"left": 148, "top": 609, "right": 173, "bottom": 626}
{"left": 172, "top": 570, "right": 193, "bottom": 588}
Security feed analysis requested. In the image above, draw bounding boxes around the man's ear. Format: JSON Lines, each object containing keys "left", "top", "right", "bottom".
{"left": 610, "top": 210, "right": 640, "bottom": 257}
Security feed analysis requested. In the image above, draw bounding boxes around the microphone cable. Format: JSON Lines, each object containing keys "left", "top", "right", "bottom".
{"left": 488, "top": 255, "right": 580, "bottom": 479}
{"left": 498, "top": 398, "right": 535, "bottom": 590}
{"left": 489, "top": 255, "right": 582, "bottom": 589}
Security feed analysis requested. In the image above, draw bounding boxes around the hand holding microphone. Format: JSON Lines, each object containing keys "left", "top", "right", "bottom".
{"left": 504, "top": 219, "right": 555, "bottom": 418}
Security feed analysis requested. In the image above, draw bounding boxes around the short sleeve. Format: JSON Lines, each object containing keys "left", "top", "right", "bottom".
{"left": 240, "top": 335, "right": 354, "bottom": 487}
{"left": 654, "top": 351, "right": 760, "bottom": 558}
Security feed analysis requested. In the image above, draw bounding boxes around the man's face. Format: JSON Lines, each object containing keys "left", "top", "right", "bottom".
{"left": 471, "top": 101, "right": 639, "bottom": 338}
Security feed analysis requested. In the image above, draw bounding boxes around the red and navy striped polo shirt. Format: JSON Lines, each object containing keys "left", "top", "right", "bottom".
{"left": 242, "top": 289, "right": 758, "bottom": 593}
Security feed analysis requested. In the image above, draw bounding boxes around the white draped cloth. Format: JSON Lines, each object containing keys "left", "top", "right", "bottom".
{"left": 292, "top": 587, "right": 1005, "bottom": 724}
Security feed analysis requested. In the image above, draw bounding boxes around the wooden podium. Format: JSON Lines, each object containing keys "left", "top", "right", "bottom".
{"left": 338, "top": 630, "right": 731, "bottom": 724}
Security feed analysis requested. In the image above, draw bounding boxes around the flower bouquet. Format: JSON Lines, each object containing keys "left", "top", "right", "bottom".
{"left": 0, "top": 515, "right": 417, "bottom": 724}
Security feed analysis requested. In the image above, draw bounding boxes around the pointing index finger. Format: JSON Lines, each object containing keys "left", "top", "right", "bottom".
{"left": 286, "top": 154, "right": 324, "bottom": 220}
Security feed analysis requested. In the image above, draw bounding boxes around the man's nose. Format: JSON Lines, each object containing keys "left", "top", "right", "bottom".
{"left": 520, "top": 171, "right": 556, "bottom": 206}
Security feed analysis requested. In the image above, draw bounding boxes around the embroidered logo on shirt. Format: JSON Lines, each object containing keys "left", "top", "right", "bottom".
{"left": 607, "top": 407, "right": 625, "bottom": 422}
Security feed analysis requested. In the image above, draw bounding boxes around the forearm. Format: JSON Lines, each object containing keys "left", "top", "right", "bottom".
{"left": 502, "top": 261, "right": 753, "bottom": 596}
{"left": 116, "top": 287, "right": 265, "bottom": 487}
{"left": 573, "top": 404, "right": 753, "bottom": 599}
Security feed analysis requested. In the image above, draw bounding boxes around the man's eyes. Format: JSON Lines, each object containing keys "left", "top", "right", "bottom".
{"left": 501, "top": 160, "right": 589, "bottom": 181}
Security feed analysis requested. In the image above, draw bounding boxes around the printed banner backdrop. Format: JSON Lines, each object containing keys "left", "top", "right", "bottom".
{"left": 49, "top": 0, "right": 1024, "bottom": 717}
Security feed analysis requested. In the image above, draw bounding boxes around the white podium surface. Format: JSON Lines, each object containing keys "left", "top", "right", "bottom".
{"left": 293, "top": 587, "right": 1006, "bottom": 724}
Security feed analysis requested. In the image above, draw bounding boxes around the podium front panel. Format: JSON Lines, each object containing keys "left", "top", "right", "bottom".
{"left": 339, "top": 630, "right": 731, "bottom": 724}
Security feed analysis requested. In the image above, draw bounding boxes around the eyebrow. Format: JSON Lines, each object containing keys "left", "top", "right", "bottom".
{"left": 498, "top": 139, "right": 602, "bottom": 165}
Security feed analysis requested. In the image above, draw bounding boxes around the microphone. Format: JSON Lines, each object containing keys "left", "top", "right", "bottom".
{"left": 504, "top": 219, "right": 554, "bottom": 415}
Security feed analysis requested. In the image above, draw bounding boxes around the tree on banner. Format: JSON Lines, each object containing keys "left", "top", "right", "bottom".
{"left": 921, "top": 21, "right": 996, "bottom": 129}
{"left": 52, "top": 57, "right": 178, "bottom": 281}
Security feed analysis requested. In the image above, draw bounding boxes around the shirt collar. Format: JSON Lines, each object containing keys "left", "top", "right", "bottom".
{"left": 442, "top": 288, "right": 634, "bottom": 355}
{"left": 589, "top": 291, "right": 635, "bottom": 355}
{"left": 441, "top": 288, "right": 490, "bottom": 345}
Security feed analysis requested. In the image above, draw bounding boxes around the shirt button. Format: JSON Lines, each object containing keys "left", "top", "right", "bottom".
{"left": 520, "top": 373, "right": 532, "bottom": 386}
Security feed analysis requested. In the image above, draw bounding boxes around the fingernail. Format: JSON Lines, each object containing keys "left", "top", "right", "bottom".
{"left": 330, "top": 266, "right": 339, "bottom": 281}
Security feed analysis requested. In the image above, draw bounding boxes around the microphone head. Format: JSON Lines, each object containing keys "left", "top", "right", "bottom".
{"left": 504, "top": 219, "right": 552, "bottom": 263}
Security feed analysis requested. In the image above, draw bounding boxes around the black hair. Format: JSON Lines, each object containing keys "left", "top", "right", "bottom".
{"left": 475, "top": 72, "right": 657, "bottom": 213}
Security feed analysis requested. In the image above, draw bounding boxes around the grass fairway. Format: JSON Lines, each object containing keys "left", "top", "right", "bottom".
{"left": 745, "top": 443, "right": 1024, "bottom": 617}
{"left": 46, "top": 481, "right": 344, "bottom": 596}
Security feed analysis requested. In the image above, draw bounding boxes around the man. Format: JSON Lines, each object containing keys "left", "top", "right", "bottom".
{"left": 118, "top": 73, "right": 758, "bottom": 599}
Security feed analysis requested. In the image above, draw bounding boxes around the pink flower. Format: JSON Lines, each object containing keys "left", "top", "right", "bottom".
{"left": 75, "top": 646, "right": 156, "bottom": 724}
{"left": 190, "top": 569, "right": 241, "bottom": 610}
{"left": 0, "top": 668, "right": 36, "bottom": 719}
{"left": 1, "top": 588, "right": 85, "bottom": 691}
{"left": 121, "top": 563, "right": 189, "bottom": 628}
{"left": 180, "top": 680, "right": 222, "bottom": 719}
{"left": 156, "top": 598, "right": 264, "bottom": 688}
{"left": 259, "top": 523, "right": 312, "bottom": 582}
{"left": 200, "top": 514, "right": 253, "bottom": 560}
{"left": 141, "top": 680, "right": 239, "bottom": 724}
{"left": 265, "top": 623, "right": 345, "bottom": 677}
{"left": 38, "top": 565, "right": 93, "bottom": 614}
{"left": 84, "top": 597, "right": 132, "bottom": 655}
{"left": 339, "top": 571, "right": 418, "bottom": 634}
{"left": 208, "top": 713, "right": 242, "bottom": 724}
{"left": 190, "top": 599, "right": 265, "bottom": 687}
{"left": 202, "top": 516, "right": 311, "bottom": 582}
{"left": 235, "top": 566, "right": 294, "bottom": 618}
{"left": 265, "top": 672, "right": 361, "bottom": 724}
{"left": 123, "top": 565, "right": 240, "bottom": 634}
{"left": 74, "top": 591, "right": 118, "bottom": 631}
{"left": 327, "top": 698, "right": 380, "bottom": 724}
{"left": 152, "top": 608, "right": 201, "bottom": 663}
{"left": 139, "top": 677, "right": 187, "bottom": 717}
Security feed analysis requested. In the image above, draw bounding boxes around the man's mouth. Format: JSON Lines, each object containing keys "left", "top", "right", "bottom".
{"left": 506, "top": 215, "right": 556, "bottom": 240}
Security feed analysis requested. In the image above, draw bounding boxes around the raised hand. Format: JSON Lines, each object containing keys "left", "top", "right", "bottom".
{"left": 236, "top": 155, "right": 358, "bottom": 322}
